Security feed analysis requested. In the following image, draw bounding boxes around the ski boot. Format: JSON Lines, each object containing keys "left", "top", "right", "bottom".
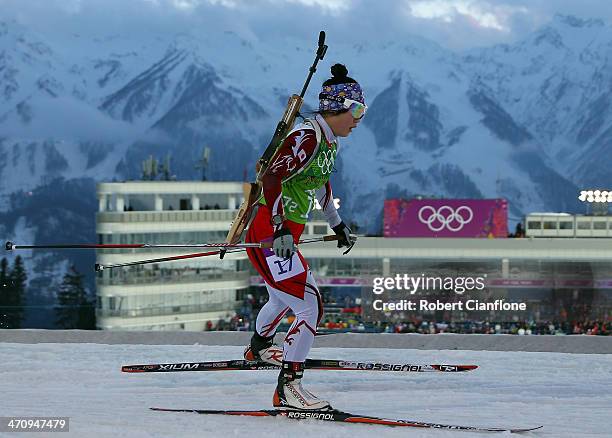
{"left": 243, "top": 331, "right": 283, "bottom": 366}
{"left": 273, "top": 361, "right": 332, "bottom": 411}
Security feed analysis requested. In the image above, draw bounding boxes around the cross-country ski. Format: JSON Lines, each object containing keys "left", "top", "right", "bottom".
{"left": 150, "top": 407, "right": 543, "bottom": 433}
{"left": 122, "top": 358, "right": 478, "bottom": 373}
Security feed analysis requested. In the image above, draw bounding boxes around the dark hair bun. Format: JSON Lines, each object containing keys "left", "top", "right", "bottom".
{"left": 322, "top": 63, "right": 357, "bottom": 86}
{"left": 331, "top": 64, "right": 348, "bottom": 79}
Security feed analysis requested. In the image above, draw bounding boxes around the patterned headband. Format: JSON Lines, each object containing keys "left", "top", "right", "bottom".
{"left": 319, "top": 82, "right": 365, "bottom": 112}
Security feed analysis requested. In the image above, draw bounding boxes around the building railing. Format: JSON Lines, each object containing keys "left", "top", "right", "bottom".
{"left": 96, "top": 301, "right": 236, "bottom": 319}
{"left": 97, "top": 270, "right": 250, "bottom": 286}
{"left": 309, "top": 266, "right": 383, "bottom": 276}
{"left": 97, "top": 210, "right": 236, "bottom": 223}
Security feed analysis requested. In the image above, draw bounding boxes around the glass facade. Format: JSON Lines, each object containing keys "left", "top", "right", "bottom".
{"left": 308, "top": 258, "right": 381, "bottom": 276}
{"left": 96, "top": 183, "right": 249, "bottom": 331}
{"left": 97, "top": 289, "right": 238, "bottom": 318}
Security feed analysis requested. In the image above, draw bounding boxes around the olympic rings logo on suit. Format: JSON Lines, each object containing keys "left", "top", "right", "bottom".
{"left": 317, "top": 150, "right": 335, "bottom": 175}
{"left": 417, "top": 205, "right": 474, "bottom": 232}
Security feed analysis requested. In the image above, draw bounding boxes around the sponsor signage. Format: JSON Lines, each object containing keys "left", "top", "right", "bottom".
{"left": 384, "top": 198, "right": 508, "bottom": 238}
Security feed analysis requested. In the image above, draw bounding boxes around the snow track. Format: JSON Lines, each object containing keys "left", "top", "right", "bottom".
{"left": 1, "top": 343, "right": 610, "bottom": 437}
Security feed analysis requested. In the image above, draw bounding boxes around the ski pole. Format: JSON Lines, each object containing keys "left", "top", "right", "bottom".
{"left": 7, "top": 242, "right": 271, "bottom": 250}
{"left": 93, "top": 235, "right": 347, "bottom": 271}
{"left": 95, "top": 248, "right": 243, "bottom": 271}
{"left": 5, "top": 235, "right": 344, "bottom": 251}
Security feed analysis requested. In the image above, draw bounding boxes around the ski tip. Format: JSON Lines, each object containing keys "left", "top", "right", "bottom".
{"left": 94, "top": 263, "right": 104, "bottom": 272}
{"left": 150, "top": 407, "right": 188, "bottom": 413}
{"left": 5, "top": 241, "right": 14, "bottom": 251}
{"left": 448, "top": 364, "right": 478, "bottom": 371}
{"left": 511, "top": 425, "right": 544, "bottom": 433}
{"left": 433, "top": 364, "right": 478, "bottom": 372}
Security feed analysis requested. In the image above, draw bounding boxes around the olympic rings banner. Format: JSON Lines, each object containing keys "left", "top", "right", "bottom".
{"left": 384, "top": 198, "right": 508, "bottom": 238}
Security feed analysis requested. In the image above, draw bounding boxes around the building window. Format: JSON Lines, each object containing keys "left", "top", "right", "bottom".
{"left": 559, "top": 221, "right": 573, "bottom": 230}
{"left": 593, "top": 221, "right": 607, "bottom": 230}
{"left": 577, "top": 221, "right": 591, "bottom": 230}
{"left": 527, "top": 221, "right": 541, "bottom": 229}
{"left": 543, "top": 221, "right": 557, "bottom": 230}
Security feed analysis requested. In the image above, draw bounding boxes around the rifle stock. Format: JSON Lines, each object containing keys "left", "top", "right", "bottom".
{"left": 221, "top": 182, "right": 260, "bottom": 250}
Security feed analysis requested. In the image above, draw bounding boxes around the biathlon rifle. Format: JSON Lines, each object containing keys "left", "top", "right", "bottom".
{"left": 220, "top": 31, "right": 328, "bottom": 258}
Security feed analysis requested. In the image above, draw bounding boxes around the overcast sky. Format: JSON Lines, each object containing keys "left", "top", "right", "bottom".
{"left": 1, "top": 0, "right": 612, "bottom": 51}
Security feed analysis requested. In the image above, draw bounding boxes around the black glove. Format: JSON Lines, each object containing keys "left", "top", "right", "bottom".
{"left": 332, "top": 222, "right": 357, "bottom": 255}
{"left": 272, "top": 228, "right": 295, "bottom": 259}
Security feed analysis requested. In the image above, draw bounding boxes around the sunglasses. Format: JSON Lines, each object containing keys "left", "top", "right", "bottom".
{"left": 319, "top": 93, "right": 368, "bottom": 119}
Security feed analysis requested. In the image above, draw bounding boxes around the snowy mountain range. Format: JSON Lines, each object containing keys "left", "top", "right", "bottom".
{"left": 0, "top": 15, "right": 609, "bottom": 313}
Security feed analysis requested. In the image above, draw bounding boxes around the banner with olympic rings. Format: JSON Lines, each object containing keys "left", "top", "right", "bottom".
{"left": 384, "top": 198, "right": 508, "bottom": 238}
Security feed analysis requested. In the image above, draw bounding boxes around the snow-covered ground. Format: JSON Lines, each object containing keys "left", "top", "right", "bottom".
{"left": 1, "top": 343, "right": 611, "bottom": 438}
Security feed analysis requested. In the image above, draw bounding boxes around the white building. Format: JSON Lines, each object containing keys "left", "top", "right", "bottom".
{"left": 95, "top": 181, "right": 252, "bottom": 331}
